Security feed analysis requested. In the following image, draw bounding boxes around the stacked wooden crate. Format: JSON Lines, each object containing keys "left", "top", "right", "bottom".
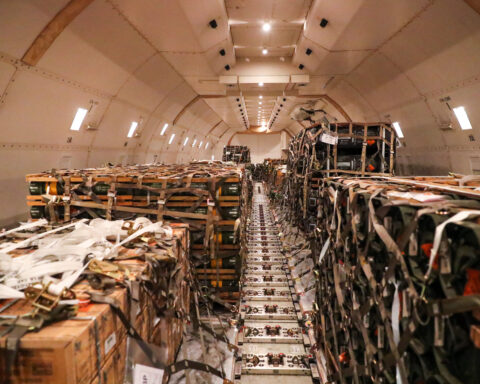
{"left": 25, "top": 162, "right": 246, "bottom": 301}
{"left": 0, "top": 219, "right": 189, "bottom": 384}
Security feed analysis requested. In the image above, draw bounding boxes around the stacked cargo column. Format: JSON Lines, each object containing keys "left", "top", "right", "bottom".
{"left": 280, "top": 122, "right": 480, "bottom": 383}
{"left": 25, "top": 162, "right": 246, "bottom": 302}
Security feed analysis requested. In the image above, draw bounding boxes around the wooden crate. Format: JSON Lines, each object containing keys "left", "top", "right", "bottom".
{"left": 0, "top": 221, "right": 190, "bottom": 384}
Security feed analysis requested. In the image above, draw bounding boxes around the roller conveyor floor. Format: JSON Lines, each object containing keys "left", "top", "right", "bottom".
{"left": 234, "top": 183, "right": 318, "bottom": 384}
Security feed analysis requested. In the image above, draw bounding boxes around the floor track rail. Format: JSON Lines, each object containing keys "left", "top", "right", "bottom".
{"left": 234, "top": 183, "right": 319, "bottom": 384}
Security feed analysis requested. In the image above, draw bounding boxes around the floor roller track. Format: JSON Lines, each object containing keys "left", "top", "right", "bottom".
{"left": 234, "top": 183, "right": 317, "bottom": 384}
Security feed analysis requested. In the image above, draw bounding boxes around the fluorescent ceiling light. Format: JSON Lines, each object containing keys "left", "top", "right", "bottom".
{"left": 168, "top": 133, "right": 175, "bottom": 144}
{"left": 205, "top": 142, "right": 209, "bottom": 149}
{"left": 183, "top": 137, "right": 189, "bottom": 146}
{"left": 262, "top": 49, "right": 268, "bottom": 55}
{"left": 160, "top": 123, "right": 168, "bottom": 135}
{"left": 258, "top": 82, "right": 264, "bottom": 86}
{"left": 392, "top": 122, "right": 404, "bottom": 139}
{"left": 453, "top": 106, "right": 472, "bottom": 130}
{"left": 199, "top": 141, "right": 203, "bottom": 148}
{"left": 262, "top": 23, "right": 271, "bottom": 32}
{"left": 127, "top": 121, "right": 138, "bottom": 138}
{"left": 70, "top": 107, "right": 88, "bottom": 131}
{"left": 192, "top": 139, "right": 197, "bottom": 147}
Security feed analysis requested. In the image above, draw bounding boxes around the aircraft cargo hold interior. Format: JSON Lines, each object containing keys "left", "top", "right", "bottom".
{"left": 1, "top": 1, "right": 480, "bottom": 383}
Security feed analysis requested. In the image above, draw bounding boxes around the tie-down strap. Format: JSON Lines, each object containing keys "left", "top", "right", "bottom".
{"left": 88, "top": 292, "right": 234, "bottom": 383}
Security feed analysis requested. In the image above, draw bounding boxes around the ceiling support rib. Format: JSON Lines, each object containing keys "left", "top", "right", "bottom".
{"left": 172, "top": 95, "right": 201, "bottom": 125}
{"left": 22, "top": 0, "right": 95, "bottom": 65}
{"left": 463, "top": 0, "right": 480, "bottom": 15}
{"left": 206, "top": 120, "right": 223, "bottom": 135}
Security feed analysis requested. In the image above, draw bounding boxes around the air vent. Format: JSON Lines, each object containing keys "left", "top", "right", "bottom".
{"left": 86, "top": 122, "right": 98, "bottom": 131}
{"left": 439, "top": 121, "right": 454, "bottom": 131}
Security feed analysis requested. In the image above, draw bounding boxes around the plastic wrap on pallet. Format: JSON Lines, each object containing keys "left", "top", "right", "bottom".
{"left": 0, "top": 218, "right": 190, "bottom": 384}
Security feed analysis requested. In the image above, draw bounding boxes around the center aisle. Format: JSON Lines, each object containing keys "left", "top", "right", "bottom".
{"left": 234, "top": 182, "right": 317, "bottom": 384}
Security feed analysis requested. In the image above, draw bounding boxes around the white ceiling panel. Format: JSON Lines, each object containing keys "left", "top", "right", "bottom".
{"left": 226, "top": 0, "right": 275, "bottom": 21}
{"left": 304, "top": 0, "right": 431, "bottom": 51}
{"left": 162, "top": 53, "right": 216, "bottom": 77}
{"left": 112, "top": 0, "right": 201, "bottom": 52}
{"left": 0, "top": 0, "right": 70, "bottom": 58}
{"left": 380, "top": 0, "right": 480, "bottom": 95}
{"left": 314, "top": 51, "right": 371, "bottom": 75}
{"left": 39, "top": 0, "right": 154, "bottom": 94}
{"left": 272, "top": 0, "right": 312, "bottom": 20}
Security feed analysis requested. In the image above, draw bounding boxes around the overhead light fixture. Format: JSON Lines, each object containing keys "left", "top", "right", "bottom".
{"left": 258, "top": 82, "right": 264, "bottom": 86}
{"left": 245, "top": 57, "right": 250, "bottom": 62}
{"left": 70, "top": 107, "right": 88, "bottom": 131}
{"left": 262, "top": 48, "right": 268, "bottom": 55}
{"left": 259, "top": 102, "right": 262, "bottom": 105}
{"left": 392, "top": 122, "right": 404, "bottom": 138}
{"left": 192, "top": 139, "right": 197, "bottom": 147}
{"left": 453, "top": 106, "right": 472, "bottom": 130}
{"left": 160, "top": 123, "right": 168, "bottom": 135}
{"left": 262, "top": 22, "right": 271, "bottom": 32}
{"left": 211, "top": 155, "right": 215, "bottom": 160}
{"left": 205, "top": 142, "right": 209, "bottom": 149}
{"left": 199, "top": 141, "right": 203, "bottom": 148}
{"left": 127, "top": 121, "right": 138, "bottom": 138}
{"left": 183, "top": 137, "right": 189, "bottom": 146}
{"left": 168, "top": 133, "right": 175, "bottom": 144}
{"left": 279, "top": 57, "right": 285, "bottom": 62}
{"left": 259, "top": 95, "right": 263, "bottom": 99}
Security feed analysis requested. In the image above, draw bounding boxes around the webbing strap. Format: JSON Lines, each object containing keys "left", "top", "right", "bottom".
{"left": 88, "top": 292, "right": 233, "bottom": 382}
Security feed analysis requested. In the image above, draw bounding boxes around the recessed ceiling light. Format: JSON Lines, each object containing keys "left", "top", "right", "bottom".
{"left": 453, "top": 106, "right": 472, "bottom": 130}
{"left": 259, "top": 102, "right": 262, "bottom": 105}
{"left": 70, "top": 107, "right": 88, "bottom": 131}
{"left": 280, "top": 57, "right": 285, "bottom": 62}
{"left": 258, "top": 82, "right": 264, "bottom": 86}
{"left": 160, "top": 123, "right": 168, "bottom": 135}
{"left": 168, "top": 133, "right": 175, "bottom": 144}
{"left": 262, "top": 23, "right": 271, "bottom": 32}
{"left": 392, "top": 122, "right": 405, "bottom": 138}
{"left": 205, "top": 142, "right": 209, "bottom": 149}
{"left": 183, "top": 137, "right": 189, "bottom": 146}
{"left": 259, "top": 95, "right": 263, "bottom": 99}
{"left": 127, "top": 121, "right": 138, "bottom": 138}
{"left": 262, "top": 48, "right": 268, "bottom": 55}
